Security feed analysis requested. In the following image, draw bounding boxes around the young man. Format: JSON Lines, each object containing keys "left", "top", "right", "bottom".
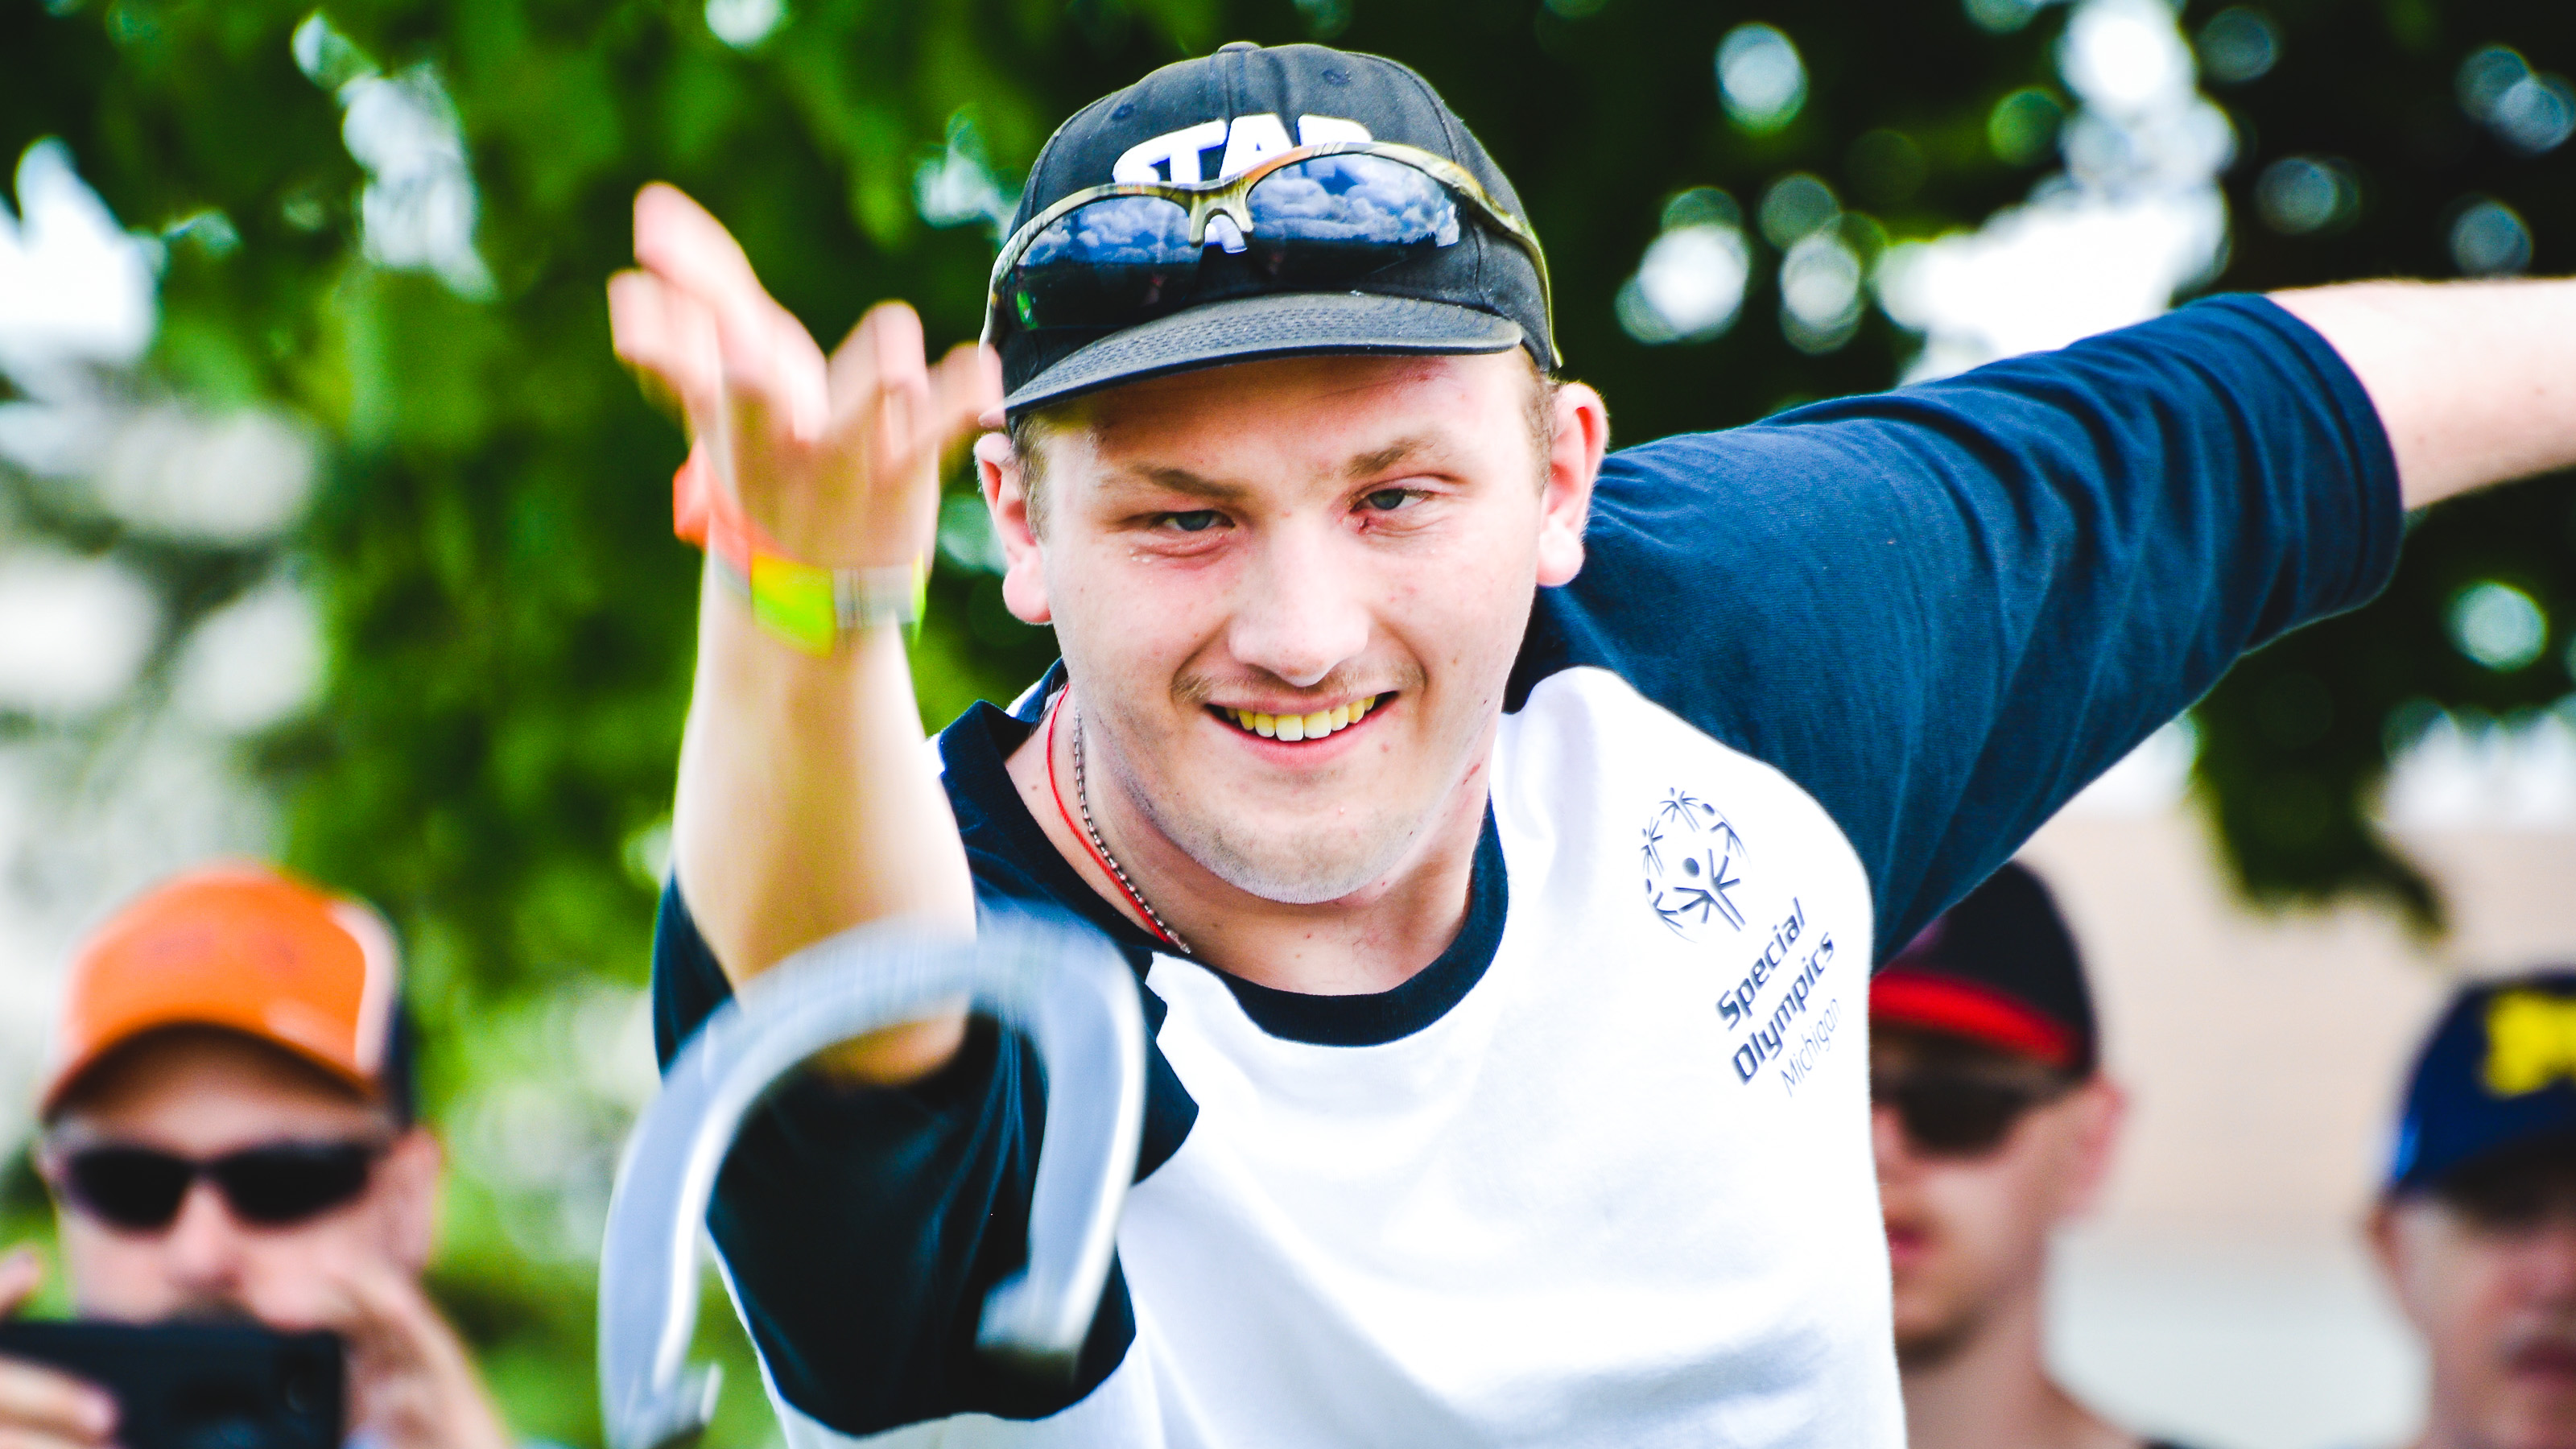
{"left": 608, "top": 38, "right": 2576, "bottom": 1447}
{"left": 2374, "top": 970, "right": 2576, "bottom": 1449}
{"left": 1871, "top": 863, "right": 2195, "bottom": 1449}
{"left": 0, "top": 864, "right": 510, "bottom": 1449}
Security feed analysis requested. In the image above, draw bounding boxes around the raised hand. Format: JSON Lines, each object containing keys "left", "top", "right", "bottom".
{"left": 618, "top": 183, "right": 984, "bottom": 1051}
{"left": 607, "top": 182, "right": 1000, "bottom": 571}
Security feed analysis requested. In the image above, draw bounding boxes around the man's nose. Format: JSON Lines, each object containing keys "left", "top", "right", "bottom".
{"left": 1226, "top": 522, "right": 1372, "bottom": 690}
{"left": 159, "top": 1179, "right": 247, "bottom": 1289}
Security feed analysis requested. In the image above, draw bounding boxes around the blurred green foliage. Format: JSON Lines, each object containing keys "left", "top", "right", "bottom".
{"left": 2, "top": 0, "right": 2571, "bottom": 1439}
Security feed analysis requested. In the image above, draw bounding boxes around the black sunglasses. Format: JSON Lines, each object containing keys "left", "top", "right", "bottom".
{"left": 983, "top": 139, "right": 1558, "bottom": 356}
{"left": 49, "top": 1140, "right": 386, "bottom": 1232}
{"left": 1872, "top": 1068, "right": 2071, "bottom": 1158}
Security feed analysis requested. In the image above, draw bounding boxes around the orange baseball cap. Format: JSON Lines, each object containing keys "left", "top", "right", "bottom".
{"left": 41, "top": 861, "right": 403, "bottom": 1119}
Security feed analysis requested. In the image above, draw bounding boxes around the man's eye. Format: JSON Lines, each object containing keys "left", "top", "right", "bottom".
{"left": 1361, "top": 489, "right": 1410, "bottom": 512}
{"left": 1161, "top": 510, "right": 1223, "bottom": 533}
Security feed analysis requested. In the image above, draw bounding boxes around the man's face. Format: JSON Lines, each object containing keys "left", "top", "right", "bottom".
{"left": 985, "top": 350, "right": 1598, "bottom": 906}
{"left": 2375, "top": 1156, "right": 2576, "bottom": 1449}
{"left": 41, "top": 1027, "right": 440, "bottom": 1328}
{"left": 1872, "top": 1028, "right": 2119, "bottom": 1365}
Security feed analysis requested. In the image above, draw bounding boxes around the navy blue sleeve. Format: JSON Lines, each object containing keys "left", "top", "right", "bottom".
{"left": 1514, "top": 295, "right": 2401, "bottom": 956}
{"left": 650, "top": 881, "right": 1137, "bottom": 1431}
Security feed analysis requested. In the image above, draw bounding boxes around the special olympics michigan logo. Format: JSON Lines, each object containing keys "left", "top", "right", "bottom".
{"left": 1640, "top": 788, "right": 1749, "bottom": 940}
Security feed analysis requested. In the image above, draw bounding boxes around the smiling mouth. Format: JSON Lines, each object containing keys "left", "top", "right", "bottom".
{"left": 1212, "top": 694, "right": 1385, "bottom": 743}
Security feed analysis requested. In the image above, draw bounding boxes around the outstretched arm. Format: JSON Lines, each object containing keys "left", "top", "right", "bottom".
{"left": 2272, "top": 278, "right": 2576, "bottom": 510}
{"left": 609, "top": 184, "right": 997, "bottom": 1083}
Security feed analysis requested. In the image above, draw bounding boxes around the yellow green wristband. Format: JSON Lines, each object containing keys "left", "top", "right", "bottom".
{"left": 713, "top": 551, "right": 927, "bottom": 655}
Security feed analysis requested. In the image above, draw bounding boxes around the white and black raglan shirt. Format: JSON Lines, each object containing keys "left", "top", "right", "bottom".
{"left": 651, "top": 296, "right": 2402, "bottom": 1447}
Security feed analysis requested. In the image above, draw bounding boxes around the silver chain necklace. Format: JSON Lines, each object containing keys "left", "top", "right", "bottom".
{"left": 1068, "top": 699, "right": 1194, "bottom": 956}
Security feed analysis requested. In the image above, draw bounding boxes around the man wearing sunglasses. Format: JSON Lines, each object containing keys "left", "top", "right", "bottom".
{"left": 609, "top": 35, "right": 2576, "bottom": 1448}
{"left": 2373, "top": 970, "right": 2576, "bottom": 1449}
{"left": 0, "top": 864, "right": 510, "bottom": 1449}
{"left": 1869, "top": 864, "right": 2198, "bottom": 1449}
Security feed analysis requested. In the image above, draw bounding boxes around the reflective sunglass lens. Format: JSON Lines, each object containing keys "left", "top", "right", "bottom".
{"left": 1004, "top": 157, "right": 1475, "bottom": 332}
{"left": 64, "top": 1147, "right": 192, "bottom": 1231}
{"left": 1010, "top": 196, "right": 1197, "bottom": 330}
{"left": 211, "top": 1144, "right": 375, "bottom": 1226}
{"left": 1245, "top": 155, "right": 1462, "bottom": 257}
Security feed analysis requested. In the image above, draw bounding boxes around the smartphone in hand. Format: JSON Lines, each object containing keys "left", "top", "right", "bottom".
{"left": 0, "top": 1322, "right": 343, "bottom": 1449}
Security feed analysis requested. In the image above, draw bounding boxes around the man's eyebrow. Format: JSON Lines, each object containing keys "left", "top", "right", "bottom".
{"left": 1344, "top": 435, "right": 1451, "bottom": 479}
{"left": 1100, "top": 467, "right": 1254, "bottom": 505}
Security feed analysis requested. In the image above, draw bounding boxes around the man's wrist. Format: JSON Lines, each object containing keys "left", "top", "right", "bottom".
{"left": 706, "top": 549, "right": 925, "bottom": 654}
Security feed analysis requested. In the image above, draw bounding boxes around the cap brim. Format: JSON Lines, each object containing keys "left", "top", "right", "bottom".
{"left": 2399, "top": 1127, "right": 2576, "bottom": 1197}
{"left": 1004, "top": 292, "right": 1523, "bottom": 413}
{"left": 1869, "top": 970, "right": 2082, "bottom": 1071}
{"left": 39, "top": 1006, "right": 381, "bottom": 1119}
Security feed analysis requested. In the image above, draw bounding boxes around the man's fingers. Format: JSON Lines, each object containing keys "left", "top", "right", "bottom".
{"left": 0, "top": 1359, "right": 116, "bottom": 1448}
{"left": 824, "top": 302, "right": 930, "bottom": 421}
{"left": 325, "top": 1265, "right": 514, "bottom": 1449}
{"left": 866, "top": 302, "right": 932, "bottom": 398}
{"left": 632, "top": 184, "right": 829, "bottom": 448}
{"left": 608, "top": 270, "right": 719, "bottom": 428}
{"left": 632, "top": 184, "right": 765, "bottom": 312}
{"left": 0, "top": 1426, "right": 112, "bottom": 1449}
{"left": 0, "top": 1249, "right": 40, "bottom": 1319}
{"left": 823, "top": 312, "right": 998, "bottom": 468}
{"left": 930, "top": 343, "right": 1004, "bottom": 453}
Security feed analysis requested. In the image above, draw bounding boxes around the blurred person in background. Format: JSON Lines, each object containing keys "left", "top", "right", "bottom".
{"left": 0, "top": 863, "right": 511, "bottom": 1449}
{"left": 2375, "top": 970, "right": 2576, "bottom": 1449}
{"left": 1872, "top": 863, "right": 2201, "bottom": 1449}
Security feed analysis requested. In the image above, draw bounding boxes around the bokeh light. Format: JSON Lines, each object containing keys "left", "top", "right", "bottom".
{"left": 2254, "top": 155, "right": 2359, "bottom": 235}
{"left": 0, "top": 142, "right": 154, "bottom": 389}
{"left": 2456, "top": 45, "right": 2576, "bottom": 155}
{"left": 1846, "top": 129, "right": 1928, "bottom": 207}
{"left": 2058, "top": 0, "right": 2195, "bottom": 115}
{"left": 1780, "top": 231, "right": 1865, "bottom": 353}
{"left": 1963, "top": 0, "right": 2047, "bottom": 36}
{"left": 2449, "top": 198, "right": 2533, "bottom": 276}
{"left": 1717, "top": 24, "right": 1808, "bottom": 134}
{"left": 1757, "top": 172, "right": 1839, "bottom": 249}
{"left": 1988, "top": 87, "right": 2067, "bottom": 166}
{"left": 170, "top": 580, "right": 324, "bottom": 735}
{"left": 705, "top": 0, "right": 784, "bottom": 48}
{"left": 0, "top": 553, "right": 158, "bottom": 717}
{"left": 1617, "top": 221, "right": 1751, "bottom": 345}
{"left": 2194, "top": 7, "right": 2280, "bottom": 86}
{"left": 2449, "top": 581, "right": 2550, "bottom": 672}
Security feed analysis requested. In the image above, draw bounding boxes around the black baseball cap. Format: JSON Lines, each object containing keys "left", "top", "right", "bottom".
{"left": 994, "top": 41, "right": 1555, "bottom": 415}
{"left": 2387, "top": 970, "right": 2576, "bottom": 1195}
{"left": 1869, "top": 863, "right": 2099, "bottom": 1076}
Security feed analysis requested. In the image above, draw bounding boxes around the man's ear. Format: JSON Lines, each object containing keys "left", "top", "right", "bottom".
{"left": 977, "top": 431, "right": 1051, "bottom": 625}
{"left": 2366, "top": 1197, "right": 2423, "bottom": 1315}
{"left": 1536, "top": 382, "right": 1608, "bottom": 588}
{"left": 376, "top": 1126, "right": 444, "bottom": 1274}
{"left": 2054, "top": 1075, "right": 2128, "bottom": 1220}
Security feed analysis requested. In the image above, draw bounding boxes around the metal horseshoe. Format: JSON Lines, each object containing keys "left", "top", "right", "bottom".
{"left": 596, "top": 913, "right": 1147, "bottom": 1449}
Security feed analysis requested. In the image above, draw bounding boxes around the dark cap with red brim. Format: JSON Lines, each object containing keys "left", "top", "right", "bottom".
{"left": 1870, "top": 862, "right": 2098, "bottom": 1075}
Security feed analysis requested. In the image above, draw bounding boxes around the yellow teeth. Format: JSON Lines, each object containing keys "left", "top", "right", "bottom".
{"left": 1228, "top": 695, "right": 1378, "bottom": 741}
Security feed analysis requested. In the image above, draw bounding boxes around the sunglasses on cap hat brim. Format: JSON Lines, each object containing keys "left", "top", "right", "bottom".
{"left": 983, "top": 139, "right": 1558, "bottom": 361}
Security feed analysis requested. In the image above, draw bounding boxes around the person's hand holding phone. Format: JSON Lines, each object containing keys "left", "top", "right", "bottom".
{"left": 303, "top": 1261, "right": 508, "bottom": 1449}
{"left": 0, "top": 1248, "right": 117, "bottom": 1449}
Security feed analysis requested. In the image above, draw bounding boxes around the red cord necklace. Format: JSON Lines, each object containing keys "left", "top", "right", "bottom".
{"left": 1045, "top": 689, "right": 1192, "bottom": 955}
